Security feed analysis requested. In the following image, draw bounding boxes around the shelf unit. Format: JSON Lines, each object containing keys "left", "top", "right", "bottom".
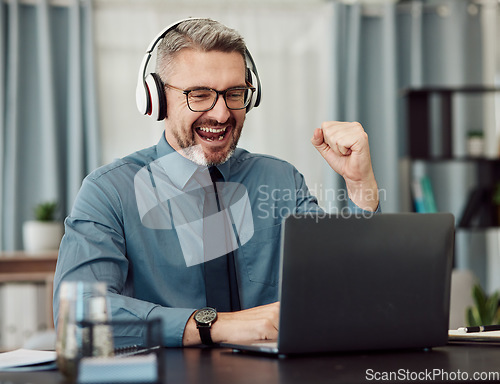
{"left": 404, "top": 86, "right": 500, "bottom": 229}
{"left": 405, "top": 86, "right": 500, "bottom": 159}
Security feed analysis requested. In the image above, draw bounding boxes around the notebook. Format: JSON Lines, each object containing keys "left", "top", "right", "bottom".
{"left": 220, "top": 213, "right": 454, "bottom": 355}
{"left": 448, "top": 329, "right": 500, "bottom": 344}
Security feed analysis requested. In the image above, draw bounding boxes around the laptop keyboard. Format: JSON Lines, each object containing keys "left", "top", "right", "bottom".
{"left": 251, "top": 341, "right": 278, "bottom": 348}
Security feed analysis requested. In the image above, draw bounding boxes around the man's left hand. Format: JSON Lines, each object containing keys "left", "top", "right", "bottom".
{"left": 311, "top": 121, "right": 379, "bottom": 211}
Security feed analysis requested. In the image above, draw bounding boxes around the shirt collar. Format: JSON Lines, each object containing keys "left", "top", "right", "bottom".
{"left": 215, "top": 158, "right": 231, "bottom": 181}
{"left": 155, "top": 133, "right": 232, "bottom": 189}
{"left": 155, "top": 134, "right": 201, "bottom": 190}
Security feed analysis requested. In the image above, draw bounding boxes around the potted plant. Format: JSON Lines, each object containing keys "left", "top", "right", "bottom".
{"left": 466, "top": 284, "right": 500, "bottom": 327}
{"left": 22, "top": 201, "right": 64, "bottom": 252}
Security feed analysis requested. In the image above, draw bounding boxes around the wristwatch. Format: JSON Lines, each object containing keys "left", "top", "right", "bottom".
{"left": 194, "top": 307, "right": 218, "bottom": 345}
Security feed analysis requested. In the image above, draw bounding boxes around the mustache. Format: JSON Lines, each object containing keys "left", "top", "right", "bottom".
{"left": 193, "top": 117, "right": 236, "bottom": 128}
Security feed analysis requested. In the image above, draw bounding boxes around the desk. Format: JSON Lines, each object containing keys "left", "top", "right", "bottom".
{"left": 0, "top": 343, "right": 499, "bottom": 383}
{"left": 0, "top": 251, "right": 58, "bottom": 281}
{"left": 0, "top": 251, "right": 58, "bottom": 329}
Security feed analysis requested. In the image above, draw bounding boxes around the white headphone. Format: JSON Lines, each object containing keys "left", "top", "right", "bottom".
{"left": 136, "top": 18, "right": 262, "bottom": 121}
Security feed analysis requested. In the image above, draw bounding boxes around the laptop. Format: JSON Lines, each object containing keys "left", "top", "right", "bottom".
{"left": 220, "top": 213, "right": 454, "bottom": 355}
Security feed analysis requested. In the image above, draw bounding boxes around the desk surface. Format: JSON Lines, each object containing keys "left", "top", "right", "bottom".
{"left": 0, "top": 343, "right": 499, "bottom": 384}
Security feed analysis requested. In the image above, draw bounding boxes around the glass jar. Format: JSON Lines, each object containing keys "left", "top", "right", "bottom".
{"left": 55, "top": 281, "right": 114, "bottom": 379}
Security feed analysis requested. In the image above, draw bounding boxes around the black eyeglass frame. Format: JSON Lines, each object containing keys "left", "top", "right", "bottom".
{"left": 165, "top": 82, "right": 256, "bottom": 112}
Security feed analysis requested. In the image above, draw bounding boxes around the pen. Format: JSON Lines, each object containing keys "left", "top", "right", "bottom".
{"left": 458, "top": 325, "right": 500, "bottom": 333}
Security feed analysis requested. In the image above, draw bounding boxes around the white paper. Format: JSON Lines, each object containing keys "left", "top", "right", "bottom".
{"left": 0, "top": 348, "right": 56, "bottom": 370}
{"left": 78, "top": 354, "right": 158, "bottom": 383}
{"left": 448, "top": 329, "right": 500, "bottom": 342}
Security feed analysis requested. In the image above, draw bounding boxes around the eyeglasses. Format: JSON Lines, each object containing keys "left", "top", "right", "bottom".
{"left": 165, "top": 83, "right": 256, "bottom": 112}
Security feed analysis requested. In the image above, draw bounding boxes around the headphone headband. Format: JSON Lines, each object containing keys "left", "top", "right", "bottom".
{"left": 136, "top": 17, "right": 261, "bottom": 121}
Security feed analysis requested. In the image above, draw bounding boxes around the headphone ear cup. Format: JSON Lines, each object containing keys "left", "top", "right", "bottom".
{"left": 245, "top": 68, "right": 257, "bottom": 113}
{"left": 145, "top": 73, "right": 167, "bottom": 121}
{"left": 245, "top": 51, "right": 261, "bottom": 113}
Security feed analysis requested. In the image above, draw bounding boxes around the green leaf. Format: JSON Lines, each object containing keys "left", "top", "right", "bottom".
{"left": 466, "top": 306, "right": 481, "bottom": 327}
{"left": 486, "top": 292, "right": 500, "bottom": 325}
{"left": 472, "top": 284, "right": 487, "bottom": 309}
{"left": 472, "top": 284, "right": 490, "bottom": 323}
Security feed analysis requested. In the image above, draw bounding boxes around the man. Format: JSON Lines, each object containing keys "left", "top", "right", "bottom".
{"left": 53, "top": 18, "right": 379, "bottom": 348}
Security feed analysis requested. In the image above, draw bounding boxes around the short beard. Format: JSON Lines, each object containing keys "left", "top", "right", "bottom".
{"left": 172, "top": 118, "right": 242, "bottom": 166}
{"left": 180, "top": 145, "right": 236, "bottom": 167}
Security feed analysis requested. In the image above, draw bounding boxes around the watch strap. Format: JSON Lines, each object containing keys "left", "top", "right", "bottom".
{"left": 198, "top": 324, "right": 214, "bottom": 345}
{"left": 194, "top": 307, "right": 217, "bottom": 345}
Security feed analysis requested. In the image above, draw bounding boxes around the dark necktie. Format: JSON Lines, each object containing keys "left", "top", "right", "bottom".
{"left": 203, "top": 166, "right": 241, "bottom": 312}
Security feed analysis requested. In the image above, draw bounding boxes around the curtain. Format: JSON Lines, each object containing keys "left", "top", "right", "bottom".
{"left": 0, "top": 0, "right": 100, "bottom": 251}
{"left": 328, "top": 1, "right": 400, "bottom": 213}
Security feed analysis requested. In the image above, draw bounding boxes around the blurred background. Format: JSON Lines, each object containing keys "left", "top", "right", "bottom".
{"left": 0, "top": 0, "right": 499, "bottom": 348}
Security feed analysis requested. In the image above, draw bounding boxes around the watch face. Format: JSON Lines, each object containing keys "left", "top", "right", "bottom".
{"left": 195, "top": 308, "right": 217, "bottom": 324}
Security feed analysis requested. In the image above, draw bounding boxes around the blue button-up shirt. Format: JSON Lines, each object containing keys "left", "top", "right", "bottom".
{"left": 53, "top": 134, "right": 373, "bottom": 347}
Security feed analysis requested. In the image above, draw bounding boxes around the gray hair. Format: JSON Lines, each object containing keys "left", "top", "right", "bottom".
{"left": 155, "top": 19, "right": 247, "bottom": 83}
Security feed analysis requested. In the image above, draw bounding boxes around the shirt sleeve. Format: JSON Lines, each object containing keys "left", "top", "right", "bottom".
{"left": 348, "top": 199, "right": 382, "bottom": 214}
{"left": 292, "top": 168, "right": 322, "bottom": 213}
{"left": 53, "top": 174, "right": 195, "bottom": 348}
{"left": 292, "top": 168, "right": 381, "bottom": 214}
